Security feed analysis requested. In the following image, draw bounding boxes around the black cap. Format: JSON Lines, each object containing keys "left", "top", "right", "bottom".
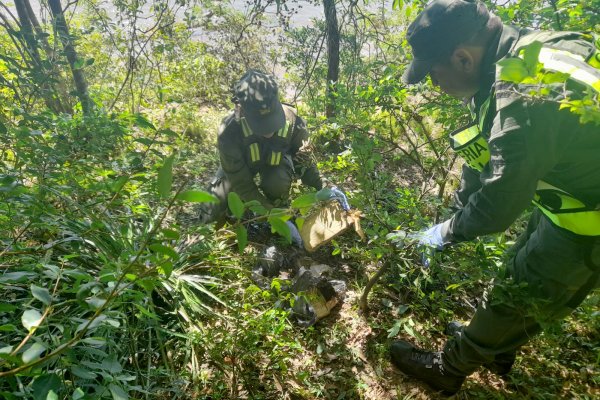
{"left": 233, "top": 70, "right": 285, "bottom": 136}
{"left": 403, "top": 0, "right": 490, "bottom": 84}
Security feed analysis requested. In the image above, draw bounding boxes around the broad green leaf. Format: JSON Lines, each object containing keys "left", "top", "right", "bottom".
{"left": 235, "top": 225, "right": 248, "bottom": 253}
{"left": 269, "top": 208, "right": 289, "bottom": 219}
{"left": 85, "top": 297, "right": 107, "bottom": 309}
{"left": 47, "top": 391, "right": 58, "bottom": 400}
{"left": 133, "top": 304, "right": 160, "bottom": 320}
{"left": 22, "top": 309, "right": 43, "bottom": 331}
{"left": 296, "top": 217, "right": 305, "bottom": 231}
{"left": 268, "top": 216, "right": 291, "bottom": 244}
{"left": 246, "top": 200, "right": 268, "bottom": 216}
{"left": 0, "top": 324, "right": 16, "bottom": 332}
{"left": 315, "top": 187, "right": 333, "bottom": 201}
{"left": 31, "top": 284, "right": 52, "bottom": 305}
{"left": 110, "top": 176, "right": 128, "bottom": 193}
{"left": 73, "top": 58, "right": 85, "bottom": 69}
{"left": 176, "top": 190, "right": 219, "bottom": 203}
{"left": 72, "top": 388, "right": 85, "bottom": 400}
{"left": 71, "top": 366, "right": 97, "bottom": 379}
{"left": 522, "top": 41, "right": 542, "bottom": 75}
{"left": 134, "top": 113, "right": 156, "bottom": 130}
{"left": 403, "top": 324, "right": 418, "bottom": 338}
{"left": 387, "top": 321, "right": 401, "bottom": 338}
{"left": 76, "top": 315, "right": 107, "bottom": 333}
{"left": 542, "top": 71, "right": 570, "bottom": 84}
{"left": 392, "top": 0, "right": 403, "bottom": 10}
{"left": 0, "top": 345, "right": 13, "bottom": 354}
{"left": 108, "top": 384, "right": 128, "bottom": 400}
{"left": 22, "top": 342, "right": 46, "bottom": 363}
{"left": 291, "top": 192, "right": 317, "bottom": 209}
{"left": 227, "top": 192, "right": 245, "bottom": 219}
{"left": 31, "top": 373, "right": 61, "bottom": 400}
{"left": 82, "top": 337, "right": 107, "bottom": 346}
{"left": 158, "top": 261, "right": 173, "bottom": 278}
{"left": 0, "top": 303, "right": 17, "bottom": 312}
{"left": 85, "top": 58, "right": 95, "bottom": 66}
{"left": 161, "top": 228, "right": 180, "bottom": 240}
{"left": 0, "top": 272, "right": 36, "bottom": 283}
{"left": 134, "top": 137, "right": 155, "bottom": 146}
{"left": 497, "top": 58, "right": 529, "bottom": 83}
{"left": 157, "top": 155, "right": 174, "bottom": 198}
{"left": 149, "top": 244, "right": 178, "bottom": 259}
{"left": 101, "top": 357, "right": 123, "bottom": 373}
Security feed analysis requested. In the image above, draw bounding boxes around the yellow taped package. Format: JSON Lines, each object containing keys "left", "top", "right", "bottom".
{"left": 299, "top": 201, "right": 365, "bottom": 253}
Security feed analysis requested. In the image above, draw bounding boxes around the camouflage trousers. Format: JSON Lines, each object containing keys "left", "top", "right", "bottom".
{"left": 198, "top": 156, "right": 294, "bottom": 224}
{"left": 443, "top": 209, "right": 600, "bottom": 376}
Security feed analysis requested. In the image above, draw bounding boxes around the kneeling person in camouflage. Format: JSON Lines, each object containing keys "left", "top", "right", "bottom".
{"left": 200, "top": 70, "right": 323, "bottom": 224}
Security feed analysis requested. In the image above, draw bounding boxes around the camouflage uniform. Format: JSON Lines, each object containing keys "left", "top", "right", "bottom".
{"left": 391, "top": 0, "right": 600, "bottom": 393}
{"left": 200, "top": 71, "right": 322, "bottom": 224}
{"left": 440, "top": 25, "right": 600, "bottom": 377}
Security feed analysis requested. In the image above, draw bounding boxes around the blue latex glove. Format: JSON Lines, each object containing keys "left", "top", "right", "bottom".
{"left": 286, "top": 220, "right": 304, "bottom": 248}
{"left": 410, "top": 223, "right": 444, "bottom": 249}
{"left": 409, "top": 223, "right": 445, "bottom": 267}
{"left": 316, "top": 186, "right": 350, "bottom": 211}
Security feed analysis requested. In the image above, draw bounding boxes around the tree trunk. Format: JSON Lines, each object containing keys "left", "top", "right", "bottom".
{"left": 14, "top": 0, "right": 65, "bottom": 113}
{"left": 47, "top": 0, "right": 92, "bottom": 115}
{"left": 323, "top": 0, "right": 339, "bottom": 119}
{"left": 24, "top": 0, "right": 72, "bottom": 113}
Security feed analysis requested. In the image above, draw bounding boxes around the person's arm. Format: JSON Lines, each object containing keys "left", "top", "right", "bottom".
{"left": 441, "top": 96, "right": 565, "bottom": 242}
{"left": 289, "top": 115, "right": 323, "bottom": 190}
{"left": 218, "top": 119, "right": 274, "bottom": 209}
{"left": 453, "top": 164, "right": 483, "bottom": 210}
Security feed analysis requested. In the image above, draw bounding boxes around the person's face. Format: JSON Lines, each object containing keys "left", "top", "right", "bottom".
{"left": 429, "top": 48, "right": 481, "bottom": 99}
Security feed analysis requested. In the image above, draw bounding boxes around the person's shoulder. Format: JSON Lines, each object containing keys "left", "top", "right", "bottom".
{"left": 282, "top": 102, "right": 299, "bottom": 118}
{"left": 217, "top": 110, "right": 243, "bottom": 148}
{"left": 282, "top": 103, "right": 305, "bottom": 126}
{"left": 513, "top": 29, "right": 595, "bottom": 57}
{"left": 218, "top": 110, "right": 240, "bottom": 137}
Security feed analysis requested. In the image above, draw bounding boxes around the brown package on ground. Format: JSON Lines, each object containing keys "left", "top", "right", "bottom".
{"left": 299, "top": 201, "right": 365, "bottom": 252}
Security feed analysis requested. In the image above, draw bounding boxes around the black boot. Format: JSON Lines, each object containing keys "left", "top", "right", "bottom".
{"left": 390, "top": 341, "right": 465, "bottom": 395}
{"left": 445, "top": 321, "right": 516, "bottom": 376}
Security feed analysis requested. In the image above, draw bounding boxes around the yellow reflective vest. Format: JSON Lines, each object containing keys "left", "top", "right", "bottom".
{"left": 240, "top": 117, "right": 292, "bottom": 167}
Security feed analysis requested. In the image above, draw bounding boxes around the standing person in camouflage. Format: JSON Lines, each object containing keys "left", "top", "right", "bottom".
{"left": 390, "top": 0, "right": 600, "bottom": 395}
{"left": 200, "top": 70, "right": 323, "bottom": 225}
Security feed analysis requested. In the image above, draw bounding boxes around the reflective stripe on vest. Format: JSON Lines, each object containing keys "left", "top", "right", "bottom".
{"left": 240, "top": 118, "right": 253, "bottom": 137}
{"left": 449, "top": 123, "right": 490, "bottom": 172}
{"left": 533, "top": 181, "right": 600, "bottom": 236}
{"left": 269, "top": 121, "right": 290, "bottom": 165}
{"left": 277, "top": 121, "right": 290, "bottom": 138}
{"left": 535, "top": 47, "right": 600, "bottom": 92}
{"left": 241, "top": 118, "right": 291, "bottom": 165}
{"left": 241, "top": 118, "right": 261, "bottom": 163}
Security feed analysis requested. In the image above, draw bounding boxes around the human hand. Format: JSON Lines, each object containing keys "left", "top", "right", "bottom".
{"left": 286, "top": 220, "right": 304, "bottom": 248}
{"left": 316, "top": 186, "right": 350, "bottom": 211}
{"left": 409, "top": 223, "right": 444, "bottom": 249}
{"left": 408, "top": 223, "right": 445, "bottom": 267}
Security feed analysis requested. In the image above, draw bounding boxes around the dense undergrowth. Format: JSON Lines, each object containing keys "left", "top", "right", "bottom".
{"left": 0, "top": 0, "right": 598, "bottom": 399}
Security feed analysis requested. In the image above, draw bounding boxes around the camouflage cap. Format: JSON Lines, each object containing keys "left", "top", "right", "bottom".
{"left": 233, "top": 70, "right": 286, "bottom": 136}
{"left": 402, "top": 0, "right": 490, "bottom": 84}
